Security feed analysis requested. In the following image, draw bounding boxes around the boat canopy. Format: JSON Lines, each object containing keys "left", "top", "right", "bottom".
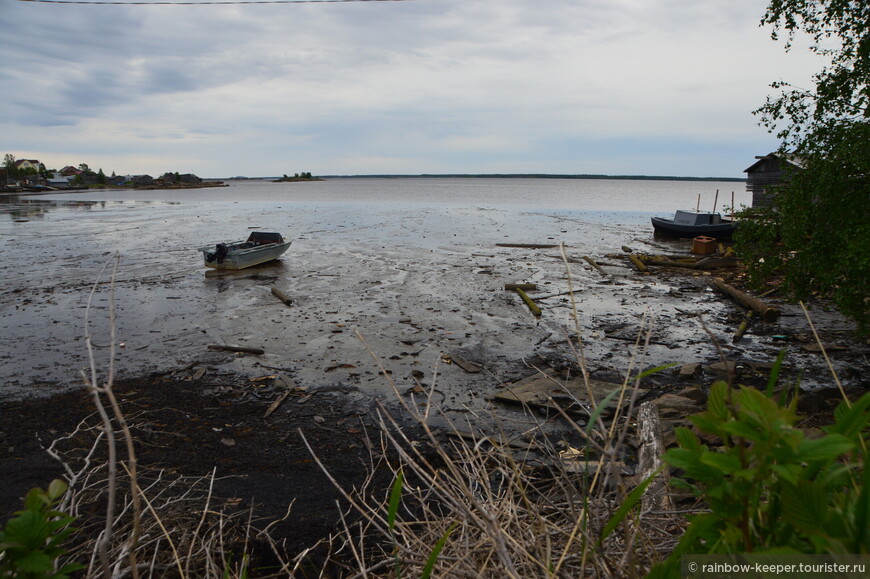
{"left": 247, "top": 231, "right": 285, "bottom": 244}
{"left": 672, "top": 210, "right": 724, "bottom": 226}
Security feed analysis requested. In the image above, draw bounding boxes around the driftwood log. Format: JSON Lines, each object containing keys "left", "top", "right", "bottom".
{"left": 270, "top": 286, "right": 293, "bottom": 306}
{"left": 733, "top": 311, "right": 753, "bottom": 343}
{"left": 644, "top": 257, "right": 739, "bottom": 270}
{"left": 264, "top": 390, "right": 292, "bottom": 417}
{"left": 627, "top": 253, "right": 649, "bottom": 273}
{"left": 712, "top": 277, "right": 780, "bottom": 322}
{"left": 514, "top": 288, "right": 542, "bottom": 317}
{"left": 582, "top": 255, "right": 607, "bottom": 276}
{"left": 644, "top": 258, "right": 700, "bottom": 269}
{"left": 496, "top": 243, "right": 560, "bottom": 249}
{"left": 637, "top": 402, "right": 673, "bottom": 512}
{"left": 207, "top": 344, "right": 265, "bottom": 355}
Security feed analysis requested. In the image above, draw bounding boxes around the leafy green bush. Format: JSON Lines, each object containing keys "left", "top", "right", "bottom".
{"left": 732, "top": 204, "right": 786, "bottom": 287}
{"left": 650, "top": 382, "right": 870, "bottom": 576}
{"left": 0, "top": 479, "right": 83, "bottom": 578}
{"left": 738, "top": 121, "right": 870, "bottom": 332}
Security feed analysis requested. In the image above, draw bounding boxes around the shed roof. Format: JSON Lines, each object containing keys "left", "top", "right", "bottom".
{"left": 744, "top": 152, "right": 804, "bottom": 173}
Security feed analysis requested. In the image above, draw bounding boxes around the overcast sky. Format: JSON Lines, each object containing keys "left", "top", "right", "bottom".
{"left": 1, "top": 0, "right": 822, "bottom": 178}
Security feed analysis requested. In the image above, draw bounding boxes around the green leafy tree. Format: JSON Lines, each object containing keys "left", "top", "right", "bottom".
{"left": 3, "top": 154, "right": 17, "bottom": 177}
{"left": 755, "top": 1, "right": 868, "bottom": 144}
{"left": 740, "top": 0, "right": 870, "bottom": 330}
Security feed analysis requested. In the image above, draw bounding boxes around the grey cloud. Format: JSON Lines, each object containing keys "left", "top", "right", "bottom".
{"left": 0, "top": 0, "right": 817, "bottom": 177}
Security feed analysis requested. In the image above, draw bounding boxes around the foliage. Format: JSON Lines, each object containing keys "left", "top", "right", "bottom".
{"left": 755, "top": 0, "right": 869, "bottom": 144}
{"left": 777, "top": 121, "right": 869, "bottom": 329}
{"left": 280, "top": 172, "right": 315, "bottom": 180}
{"left": 3, "top": 154, "right": 17, "bottom": 178}
{"left": 0, "top": 479, "right": 83, "bottom": 578}
{"left": 737, "top": 119, "right": 870, "bottom": 330}
{"left": 2, "top": 154, "right": 41, "bottom": 180}
{"left": 650, "top": 382, "right": 870, "bottom": 576}
{"left": 741, "top": 1, "right": 870, "bottom": 331}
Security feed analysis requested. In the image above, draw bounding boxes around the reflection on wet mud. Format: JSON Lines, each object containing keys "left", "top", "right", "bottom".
{"left": 0, "top": 194, "right": 176, "bottom": 222}
{"left": 203, "top": 263, "right": 286, "bottom": 293}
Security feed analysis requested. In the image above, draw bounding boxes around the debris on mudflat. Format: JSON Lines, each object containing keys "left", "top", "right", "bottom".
{"left": 712, "top": 277, "right": 780, "bottom": 322}
{"left": 207, "top": 344, "right": 265, "bottom": 355}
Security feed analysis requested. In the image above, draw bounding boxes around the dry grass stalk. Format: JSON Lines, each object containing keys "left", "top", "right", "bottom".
{"left": 42, "top": 256, "right": 293, "bottom": 577}
{"left": 300, "top": 246, "right": 682, "bottom": 577}
{"left": 33, "top": 245, "right": 686, "bottom": 577}
{"left": 46, "top": 414, "right": 284, "bottom": 578}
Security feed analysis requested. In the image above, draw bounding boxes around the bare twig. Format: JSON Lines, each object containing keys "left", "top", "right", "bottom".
{"left": 81, "top": 256, "right": 118, "bottom": 579}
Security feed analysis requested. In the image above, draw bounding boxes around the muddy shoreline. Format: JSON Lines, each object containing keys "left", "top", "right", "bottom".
{"left": 0, "top": 371, "right": 399, "bottom": 559}
{"left": 4, "top": 242, "right": 867, "bottom": 505}
{"left": 2, "top": 254, "right": 867, "bottom": 566}
{"left": 2, "top": 184, "right": 868, "bottom": 567}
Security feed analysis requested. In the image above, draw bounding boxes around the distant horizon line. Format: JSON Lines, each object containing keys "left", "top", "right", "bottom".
{"left": 221, "top": 173, "right": 746, "bottom": 182}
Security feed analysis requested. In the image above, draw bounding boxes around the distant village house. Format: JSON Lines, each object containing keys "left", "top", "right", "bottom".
{"left": 131, "top": 175, "right": 154, "bottom": 186}
{"left": 161, "top": 172, "right": 202, "bottom": 185}
{"left": 60, "top": 166, "right": 81, "bottom": 177}
{"left": 13, "top": 159, "right": 46, "bottom": 173}
{"left": 3, "top": 156, "right": 212, "bottom": 190}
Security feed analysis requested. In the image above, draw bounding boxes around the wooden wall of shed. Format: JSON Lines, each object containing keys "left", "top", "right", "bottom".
{"left": 746, "top": 157, "right": 787, "bottom": 208}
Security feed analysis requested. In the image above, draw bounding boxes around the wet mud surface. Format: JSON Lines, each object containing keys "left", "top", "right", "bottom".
{"left": 2, "top": 186, "right": 868, "bottom": 560}
{"left": 0, "top": 372, "right": 398, "bottom": 559}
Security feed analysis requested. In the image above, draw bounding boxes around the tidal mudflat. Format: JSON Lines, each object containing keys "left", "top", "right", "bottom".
{"left": 2, "top": 178, "right": 867, "bottom": 560}
{"left": 0, "top": 180, "right": 863, "bottom": 412}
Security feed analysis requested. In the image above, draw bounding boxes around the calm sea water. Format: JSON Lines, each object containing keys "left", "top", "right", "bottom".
{"left": 25, "top": 177, "right": 750, "bottom": 214}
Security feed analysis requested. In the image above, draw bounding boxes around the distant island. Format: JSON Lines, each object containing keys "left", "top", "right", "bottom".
{"left": 273, "top": 172, "right": 324, "bottom": 182}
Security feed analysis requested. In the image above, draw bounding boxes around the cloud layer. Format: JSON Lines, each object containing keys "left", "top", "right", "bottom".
{"left": 1, "top": 0, "right": 821, "bottom": 177}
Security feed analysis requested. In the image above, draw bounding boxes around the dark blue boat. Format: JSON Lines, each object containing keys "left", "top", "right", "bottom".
{"left": 650, "top": 210, "right": 737, "bottom": 239}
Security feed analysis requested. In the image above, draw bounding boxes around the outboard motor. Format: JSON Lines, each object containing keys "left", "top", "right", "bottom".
{"left": 214, "top": 243, "right": 228, "bottom": 264}
{"left": 205, "top": 243, "right": 228, "bottom": 264}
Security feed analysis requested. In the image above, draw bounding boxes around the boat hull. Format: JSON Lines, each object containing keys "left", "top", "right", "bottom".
{"left": 650, "top": 217, "right": 737, "bottom": 240}
{"left": 198, "top": 240, "right": 292, "bottom": 270}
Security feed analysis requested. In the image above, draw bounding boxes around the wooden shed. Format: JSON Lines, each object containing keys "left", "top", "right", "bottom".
{"left": 744, "top": 152, "right": 803, "bottom": 208}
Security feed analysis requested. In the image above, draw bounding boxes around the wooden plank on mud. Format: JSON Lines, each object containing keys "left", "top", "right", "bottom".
{"left": 492, "top": 371, "right": 625, "bottom": 416}
{"left": 450, "top": 353, "right": 483, "bottom": 373}
{"left": 207, "top": 344, "right": 265, "bottom": 355}
{"left": 496, "top": 243, "right": 561, "bottom": 249}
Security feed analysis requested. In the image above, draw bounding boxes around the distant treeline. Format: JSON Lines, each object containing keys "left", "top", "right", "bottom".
{"left": 321, "top": 174, "right": 745, "bottom": 182}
